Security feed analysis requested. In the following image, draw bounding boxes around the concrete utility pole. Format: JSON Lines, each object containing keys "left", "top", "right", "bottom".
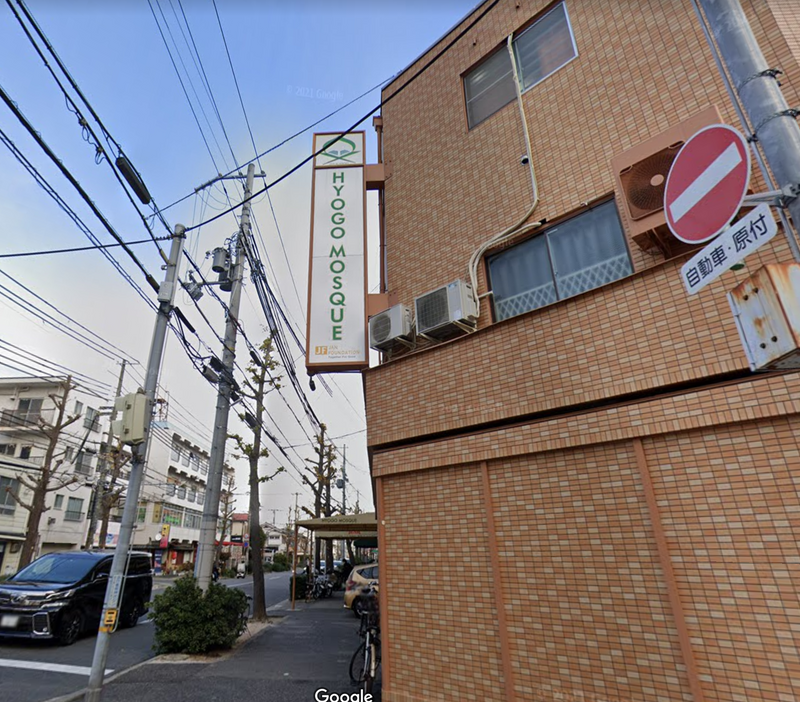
{"left": 195, "top": 163, "right": 256, "bottom": 591}
{"left": 84, "top": 360, "right": 126, "bottom": 550}
{"left": 341, "top": 445, "right": 347, "bottom": 559}
{"left": 85, "top": 226, "right": 185, "bottom": 702}
{"left": 697, "top": 0, "right": 800, "bottom": 240}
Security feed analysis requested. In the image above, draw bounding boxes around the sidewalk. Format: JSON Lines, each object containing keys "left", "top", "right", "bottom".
{"left": 88, "top": 593, "right": 380, "bottom": 702}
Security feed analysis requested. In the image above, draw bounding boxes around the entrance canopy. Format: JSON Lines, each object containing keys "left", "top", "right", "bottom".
{"left": 296, "top": 512, "right": 377, "bottom": 539}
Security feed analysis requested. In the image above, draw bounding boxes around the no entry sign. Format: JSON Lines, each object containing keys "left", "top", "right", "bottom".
{"left": 664, "top": 124, "right": 751, "bottom": 244}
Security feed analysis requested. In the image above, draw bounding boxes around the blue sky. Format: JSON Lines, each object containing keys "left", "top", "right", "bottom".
{"left": 0, "top": 0, "right": 475, "bottom": 520}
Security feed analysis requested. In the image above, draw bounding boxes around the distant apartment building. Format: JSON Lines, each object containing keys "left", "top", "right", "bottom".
{"left": 131, "top": 428, "right": 234, "bottom": 575}
{"left": 0, "top": 376, "right": 107, "bottom": 574}
{"left": 363, "top": 2, "right": 800, "bottom": 702}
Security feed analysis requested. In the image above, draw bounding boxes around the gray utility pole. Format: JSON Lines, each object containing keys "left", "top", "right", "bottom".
{"left": 84, "top": 359, "right": 126, "bottom": 550}
{"left": 340, "top": 445, "right": 347, "bottom": 559}
{"left": 698, "top": 0, "right": 800, "bottom": 241}
{"left": 341, "top": 445, "right": 347, "bottom": 513}
{"left": 85, "top": 226, "right": 186, "bottom": 702}
{"left": 195, "top": 162, "right": 256, "bottom": 591}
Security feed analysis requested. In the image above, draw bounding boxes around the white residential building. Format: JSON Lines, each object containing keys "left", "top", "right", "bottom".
{"left": 127, "top": 426, "right": 235, "bottom": 575}
{"left": 0, "top": 376, "right": 108, "bottom": 575}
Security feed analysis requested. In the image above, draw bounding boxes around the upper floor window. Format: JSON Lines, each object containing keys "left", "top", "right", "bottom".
{"left": 17, "top": 398, "right": 43, "bottom": 423}
{"left": 84, "top": 407, "right": 100, "bottom": 432}
{"left": 463, "top": 2, "right": 577, "bottom": 129}
{"left": 64, "top": 496, "right": 84, "bottom": 522}
{"left": 488, "top": 199, "right": 632, "bottom": 321}
{"left": 0, "top": 476, "right": 19, "bottom": 515}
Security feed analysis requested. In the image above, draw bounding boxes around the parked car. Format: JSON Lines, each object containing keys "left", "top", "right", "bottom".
{"left": 343, "top": 562, "right": 378, "bottom": 616}
{"left": 0, "top": 550, "right": 153, "bottom": 645}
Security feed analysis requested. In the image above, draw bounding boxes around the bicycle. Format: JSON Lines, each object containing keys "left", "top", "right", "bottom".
{"left": 348, "top": 584, "right": 380, "bottom": 693}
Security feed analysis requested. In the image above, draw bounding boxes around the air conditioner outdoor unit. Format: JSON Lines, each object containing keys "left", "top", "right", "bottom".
{"left": 611, "top": 105, "right": 722, "bottom": 255}
{"left": 414, "top": 279, "right": 478, "bottom": 341}
{"left": 369, "top": 303, "right": 413, "bottom": 351}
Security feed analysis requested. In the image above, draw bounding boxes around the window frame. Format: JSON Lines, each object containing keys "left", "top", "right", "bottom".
{"left": 0, "top": 476, "right": 19, "bottom": 515}
{"left": 64, "top": 496, "right": 84, "bottom": 522}
{"left": 462, "top": 1, "right": 578, "bottom": 130}
{"left": 512, "top": 1, "right": 578, "bottom": 94}
{"left": 487, "top": 198, "right": 633, "bottom": 322}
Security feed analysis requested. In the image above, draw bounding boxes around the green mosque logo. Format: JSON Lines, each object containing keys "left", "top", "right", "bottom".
{"left": 321, "top": 136, "right": 360, "bottom": 164}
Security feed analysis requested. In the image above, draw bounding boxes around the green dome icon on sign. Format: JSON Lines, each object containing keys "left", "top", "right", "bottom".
{"left": 322, "top": 136, "right": 360, "bottom": 164}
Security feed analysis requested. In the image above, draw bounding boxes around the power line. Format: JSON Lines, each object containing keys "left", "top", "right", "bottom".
{"left": 0, "top": 126, "right": 158, "bottom": 312}
{"left": 0, "top": 237, "right": 169, "bottom": 259}
{"left": 183, "top": 0, "right": 501, "bottom": 233}
{"left": 9, "top": 0, "right": 170, "bottom": 260}
{"left": 0, "top": 269, "right": 139, "bottom": 364}
{"left": 0, "top": 86, "right": 161, "bottom": 295}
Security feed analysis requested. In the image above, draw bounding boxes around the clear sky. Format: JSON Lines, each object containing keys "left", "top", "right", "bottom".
{"left": 0, "top": 0, "right": 475, "bottom": 524}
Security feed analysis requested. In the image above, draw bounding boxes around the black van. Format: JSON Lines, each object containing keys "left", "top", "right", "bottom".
{"left": 0, "top": 550, "right": 153, "bottom": 645}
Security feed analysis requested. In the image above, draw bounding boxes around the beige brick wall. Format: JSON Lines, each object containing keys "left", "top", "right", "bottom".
{"left": 369, "top": 1, "right": 800, "bottom": 701}
{"left": 489, "top": 445, "right": 691, "bottom": 702}
{"left": 644, "top": 418, "right": 800, "bottom": 702}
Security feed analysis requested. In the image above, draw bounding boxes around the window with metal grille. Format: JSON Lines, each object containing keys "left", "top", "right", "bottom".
{"left": 183, "top": 510, "right": 202, "bottom": 530}
{"left": 0, "top": 476, "right": 19, "bottom": 515}
{"left": 463, "top": 2, "right": 577, "bottom": 129}
{"left": 488, "top": 200, "right": 632, "bottom": 321}
{"left": 74, "top": 450, "right": 95, "bottom": 475}
{"left": 65, "top": 496, "right": 84, "bottom": 521}
{"left": 54, "top": 494, "right": 64, "bottom": 510}
{"left": 83, "top": 407, "right": 100, "bottom": 432}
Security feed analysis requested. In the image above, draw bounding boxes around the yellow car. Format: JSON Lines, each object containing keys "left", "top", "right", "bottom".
{"left": 343, "top": 563, "right": 378, "bottom": 616}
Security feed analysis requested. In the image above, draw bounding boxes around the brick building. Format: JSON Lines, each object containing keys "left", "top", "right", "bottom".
{"left": 363, "top": 2, "right": 800, "bottom": 701}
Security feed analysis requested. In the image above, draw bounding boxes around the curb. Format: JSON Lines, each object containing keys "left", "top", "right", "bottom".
{"left": 41, "top": 618, "right": 279, "bottom": 702}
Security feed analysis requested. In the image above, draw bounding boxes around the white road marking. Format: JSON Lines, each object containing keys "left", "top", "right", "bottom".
{"left": 0, "top": 658, "right": 113, "bottom": 676}
{"left": 669, "top": 142, "right": 742, "bottom": 222}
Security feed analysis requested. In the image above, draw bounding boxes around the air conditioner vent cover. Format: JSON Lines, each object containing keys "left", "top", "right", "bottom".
{"left": 619, "top": 145, "right": 681, "bottom": 220}
{"left": 371, "top": 314, "right": 394, "bottom": 345}
{"left": 368, "top": 304, "right": 412, "bottom": 351}
{"left": 416, "top": 289, "right": 450, "bottom": 333}
{"left": 414, "top": 280, "right": 478, "bottom": 340}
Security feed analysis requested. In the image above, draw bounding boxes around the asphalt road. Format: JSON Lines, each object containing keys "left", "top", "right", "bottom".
{"left": 0, "top": 571, "right": 292, "bottom": 702}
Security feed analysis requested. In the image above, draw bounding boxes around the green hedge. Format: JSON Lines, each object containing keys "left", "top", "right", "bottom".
{"left": 151, "top": 575, "right": 249, "bottom": 654}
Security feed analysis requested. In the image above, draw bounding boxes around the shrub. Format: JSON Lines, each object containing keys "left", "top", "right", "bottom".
{"left": 273, "top": 552, "right": 290, "bottom": 568}
{"left": 151, "top": 575, "right": 249, "bottom": 654}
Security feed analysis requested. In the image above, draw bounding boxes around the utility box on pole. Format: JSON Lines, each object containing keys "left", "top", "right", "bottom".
{"left": 110, "top": 391, "right": 147, "bottom": 445}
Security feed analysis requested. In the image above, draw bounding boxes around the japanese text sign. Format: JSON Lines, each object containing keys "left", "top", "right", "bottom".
{"left": 681, "top": 203, "right": 777, "bottom": 295}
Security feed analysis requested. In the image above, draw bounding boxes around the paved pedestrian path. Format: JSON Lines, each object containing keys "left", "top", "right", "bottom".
{"left": 65, "top": 594, "right": 380, "bottom": 702}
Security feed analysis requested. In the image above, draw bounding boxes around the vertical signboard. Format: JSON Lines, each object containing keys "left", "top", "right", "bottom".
{"left": 306, "top": 132, "right": 368, "bottom": 373}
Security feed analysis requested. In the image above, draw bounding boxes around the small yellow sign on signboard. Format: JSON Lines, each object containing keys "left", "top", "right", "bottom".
{"left": 100, "top": 608, "right": 118, "bottom": 632}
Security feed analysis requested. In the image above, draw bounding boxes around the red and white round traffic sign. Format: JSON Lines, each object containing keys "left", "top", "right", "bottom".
{"left": 664, "top": 124, "right": 751, "bottom": 244}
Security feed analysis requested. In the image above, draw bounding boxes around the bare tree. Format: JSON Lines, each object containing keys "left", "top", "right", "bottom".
{"left": 216, "top": 477, "right": 237, "bottom": 568}
{"left": 96, "top": 441, "right": 131, "bottom": 549}
{"left": 300, "top": 424, "right": 336, "bottom": 571}
{"left": 229, "top": 338, "right": 283, "bottom": 621}
{"left": 6, "top": 377, "right": 80, "bottom": 568}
